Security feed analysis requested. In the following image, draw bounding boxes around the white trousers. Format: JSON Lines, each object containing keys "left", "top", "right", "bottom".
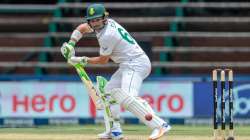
{"left": 105, "top": 54, "right": 151, "bottom": 96}
{"left": 103, "top": 54, "right": 151, "bottom": 129}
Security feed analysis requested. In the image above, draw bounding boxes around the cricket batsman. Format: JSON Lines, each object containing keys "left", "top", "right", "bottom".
{"left": 61, "top": 3, "right": 171, "bottom": 140}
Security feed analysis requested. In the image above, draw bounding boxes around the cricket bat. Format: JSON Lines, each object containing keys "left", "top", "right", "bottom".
{"left": 74, "top": 63, "right": 102, "bottom": 109}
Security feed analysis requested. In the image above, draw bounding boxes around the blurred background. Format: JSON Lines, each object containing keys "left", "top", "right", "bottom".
{"left": 0, "top": 0, "right": 250, "bottom": 128}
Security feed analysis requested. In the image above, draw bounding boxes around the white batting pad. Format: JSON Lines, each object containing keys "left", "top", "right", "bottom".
{"left": 103, "top": 108, "right": 111, "bottom": 132}
{"left": 137, "top": 97, "right": 155, "bottom": 114}
{"left": 111, "top": 88, "right": 165, "bottom": 129}
{"left": 102, "top": 104, "right": 122, "bottom": 133}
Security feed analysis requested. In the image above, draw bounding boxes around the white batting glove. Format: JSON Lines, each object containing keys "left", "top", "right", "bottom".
{"left": 60, "top": 42, "right": 75, "bottom": 60}
{"left": 68, "top": 56, "right": 89, "bottom": 66}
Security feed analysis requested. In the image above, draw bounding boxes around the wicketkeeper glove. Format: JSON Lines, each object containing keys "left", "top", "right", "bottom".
{"left": 60, "top": 42, "right": 75, "bottom": 60}
{"left": 67, "top": 56, "right": 89, "bottom": 66}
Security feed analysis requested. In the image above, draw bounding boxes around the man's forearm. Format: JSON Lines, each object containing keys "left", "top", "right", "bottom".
{"left": 88, "top": 56, "right": 109, "bottom": 64}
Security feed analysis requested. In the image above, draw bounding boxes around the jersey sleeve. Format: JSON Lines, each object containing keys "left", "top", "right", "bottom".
{"left": 99, "top": 34, "right": 118, "bottom": 56}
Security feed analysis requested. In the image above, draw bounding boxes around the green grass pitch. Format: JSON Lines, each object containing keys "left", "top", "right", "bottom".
{"left": 0, "top": 124, "right": 249, "bottom": 140}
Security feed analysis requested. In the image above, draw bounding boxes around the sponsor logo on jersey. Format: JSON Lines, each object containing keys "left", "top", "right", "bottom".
{"left": 102, "top": 47, "right": 108, "bottom": 51}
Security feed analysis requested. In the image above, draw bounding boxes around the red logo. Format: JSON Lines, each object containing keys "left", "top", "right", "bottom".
{"left": 13, "top": 94, "right": 76, "bottom": 113}
{"left": 89, "top": 93, "right": 185, "bottom": 117}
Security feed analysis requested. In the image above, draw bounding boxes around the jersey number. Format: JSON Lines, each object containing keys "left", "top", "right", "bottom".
{"left": 118, "top": 28, "right": 135, "bottom": 45}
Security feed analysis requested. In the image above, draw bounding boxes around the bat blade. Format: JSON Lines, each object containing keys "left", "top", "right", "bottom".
{"left": 74, "top": 63, "right": 102, "bottom": 109}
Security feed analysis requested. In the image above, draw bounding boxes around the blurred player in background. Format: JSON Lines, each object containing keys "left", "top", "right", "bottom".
{"left": 61, "top": 3, "right": 171, "bottom": 140}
